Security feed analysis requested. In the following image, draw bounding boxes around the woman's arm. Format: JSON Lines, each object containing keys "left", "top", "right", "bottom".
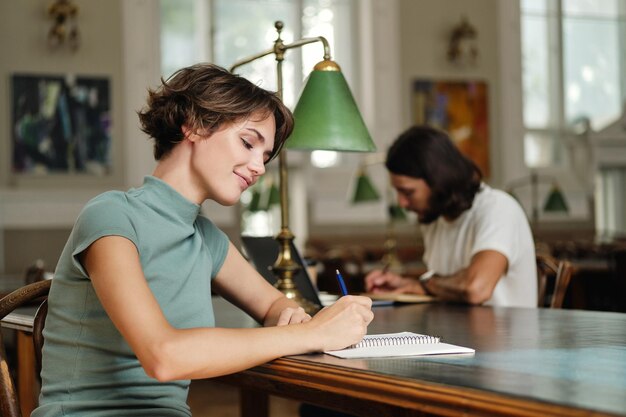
{"left": 211, "top": 242, "right": 310, "bottom": 326}
{"left": 83, "top": 236, "right": 373, "bottom": 381}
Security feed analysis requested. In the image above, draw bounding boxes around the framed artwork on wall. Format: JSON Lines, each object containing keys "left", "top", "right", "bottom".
{"left": 10, "top": 73, "right": 112, "bottom": 177}
{"left": 412, "top": 79, "right": 489, "bottom": 178}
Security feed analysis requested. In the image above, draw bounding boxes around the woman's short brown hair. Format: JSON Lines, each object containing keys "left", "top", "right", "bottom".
{"left": 138, "top": 63, "right": 294, "bottom": 161}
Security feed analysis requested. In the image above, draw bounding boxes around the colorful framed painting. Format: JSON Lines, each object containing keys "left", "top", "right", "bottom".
{"left": 11, "top": 73, "right": 112, "bottom": 176}
{"left": 412, "top": 79, "right": 490, "bottom": 178}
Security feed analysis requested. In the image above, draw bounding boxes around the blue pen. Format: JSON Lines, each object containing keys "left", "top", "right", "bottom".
{"left": 335, "top": 269, "right": 349, "bottom": 296}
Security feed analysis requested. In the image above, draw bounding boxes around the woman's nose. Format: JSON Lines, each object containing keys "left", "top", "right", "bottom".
{"left": 250, "top": 155, "right": 266, "bottom": 176}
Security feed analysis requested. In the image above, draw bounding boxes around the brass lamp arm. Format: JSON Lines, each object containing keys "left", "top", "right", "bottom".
{"left": 229, "top": 47, "right": 277, "bottom": 72}
{"left": 229, "top": 31, "right": 330, "bottom": 72}
{"left": 506, "top": 172, "right": 555, "bottom": 190}
{"left": 282, "top": 36, "right": 330, "bottom": 60}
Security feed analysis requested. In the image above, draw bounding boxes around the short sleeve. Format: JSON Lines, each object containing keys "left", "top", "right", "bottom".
{"left": 196, "top": 216, "right": 229, "bottom": 278}
{"left": 70, "top": 192, "right": 139, "bottom": 277}
{"left": 470, "top": 192, "right": 527, "bottom": 264}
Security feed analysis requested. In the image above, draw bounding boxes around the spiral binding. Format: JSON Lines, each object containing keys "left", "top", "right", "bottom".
{"left": 352, "top": 334, "right": 440, "bottom": 349}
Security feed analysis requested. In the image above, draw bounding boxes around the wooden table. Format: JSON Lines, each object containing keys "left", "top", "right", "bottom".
{"left": 4, "top": 299, "right": 626, "bottom": 417}
{"left": 214, "top": 300, "right": 626, "bottom": 417}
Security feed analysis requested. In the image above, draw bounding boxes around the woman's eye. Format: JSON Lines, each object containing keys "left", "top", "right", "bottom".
{"left": 241, "top": 138, "right": 253, "bottom": 150}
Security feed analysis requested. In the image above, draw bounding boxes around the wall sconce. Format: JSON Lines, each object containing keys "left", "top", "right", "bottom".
{"left": 47, "top": 0, "right": 80, "bottom": 51}
{"left": 447, "top": 16, "right": 478, "bottom": 65}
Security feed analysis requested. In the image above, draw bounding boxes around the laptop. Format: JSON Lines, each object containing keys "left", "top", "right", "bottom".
{"left": 240, "top": 236, "right": 394, "bottom": 308}
{"left": 240, "top": 236, "right": 323, "bottom": 307}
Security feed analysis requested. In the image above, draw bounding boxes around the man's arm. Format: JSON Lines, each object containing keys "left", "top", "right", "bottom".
{"left": 420, "top": 250, "right": 508, "bottom": 304}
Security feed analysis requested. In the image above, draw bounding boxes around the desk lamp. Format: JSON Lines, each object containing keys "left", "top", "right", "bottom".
{"left": 230, "top": 21, "right": 376, "bottom": 313}
{"left": 351, "top": 155, "right": 407, "bottom": 273}
{"left": 507, "top": 171, "right": 569, "bottom": 222}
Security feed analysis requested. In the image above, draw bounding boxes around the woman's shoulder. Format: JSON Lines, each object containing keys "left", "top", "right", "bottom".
{"left": 77, "top": 190, "right": 135, "bottom": 225}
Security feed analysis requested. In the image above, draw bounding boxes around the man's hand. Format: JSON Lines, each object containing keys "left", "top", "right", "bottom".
{"left": 365, "top": 269, "right": 417, "bottom": 293}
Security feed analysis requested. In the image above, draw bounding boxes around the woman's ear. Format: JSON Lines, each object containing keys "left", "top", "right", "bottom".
{"left": 181, "top": 124, "right": 194, "bottom": 141}
{"left": 183, "top": 125, "right": 203, "bottom": 144}
{"left": 182, "top": 125, "right": 211, "bottom": 143}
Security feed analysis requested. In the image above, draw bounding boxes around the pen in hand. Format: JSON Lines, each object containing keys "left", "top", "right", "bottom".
{"left": 335, "top": 269, "right": 349, "bottom": 296}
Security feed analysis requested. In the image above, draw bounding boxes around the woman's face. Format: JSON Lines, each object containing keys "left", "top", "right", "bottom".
{"left": 188, "top": 112, "right": 276, "bottom": 206}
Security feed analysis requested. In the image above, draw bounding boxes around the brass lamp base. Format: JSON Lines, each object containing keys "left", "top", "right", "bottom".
{"left": 382, "top": 227, "right": 404, "bottom": 274}
{"left": 275, "top": 280, "right": 320, "bottom": 315}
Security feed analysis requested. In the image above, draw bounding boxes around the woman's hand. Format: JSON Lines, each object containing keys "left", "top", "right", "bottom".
{"left": 274, "top": 306, "right": 312, "bottom": 326}
{"left": 305, "top": 295, "right": 373, "bottom": 352}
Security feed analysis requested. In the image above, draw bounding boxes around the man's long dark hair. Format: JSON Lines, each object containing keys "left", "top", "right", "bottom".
{"left": 386, "top": 125, "right": 482, "bottom": 223}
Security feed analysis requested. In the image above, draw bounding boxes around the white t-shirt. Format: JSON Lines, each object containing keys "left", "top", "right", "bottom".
{"left": 420, "top": 184, "right": 537, "bottom": 307}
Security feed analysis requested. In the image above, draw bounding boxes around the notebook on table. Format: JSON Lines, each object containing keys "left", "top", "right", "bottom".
{"left": 324, "top": 331, "right": 475, "bottom": 359}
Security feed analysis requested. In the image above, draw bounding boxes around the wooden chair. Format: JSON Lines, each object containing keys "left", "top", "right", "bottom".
{"left": 536, "top": 253, "right": 573, "bottom": 308}
{"left": 0, "top": 279, "right": 51, "bottom": 417}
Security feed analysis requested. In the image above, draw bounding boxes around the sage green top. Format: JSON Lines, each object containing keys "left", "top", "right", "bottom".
{"left": 33, "top": 176, "right": 229, "bottom": 417}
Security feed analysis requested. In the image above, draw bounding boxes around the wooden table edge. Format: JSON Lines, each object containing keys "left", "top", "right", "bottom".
{"left": 216, "top": 356, "right": 620, "bottom": 417}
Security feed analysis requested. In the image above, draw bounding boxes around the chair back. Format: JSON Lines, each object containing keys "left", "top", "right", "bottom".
{"left": 0, "top": 280, "right": 51, "bottom": 417}
{"left": 536, "top": 253, "right": 573, "bottom": 308}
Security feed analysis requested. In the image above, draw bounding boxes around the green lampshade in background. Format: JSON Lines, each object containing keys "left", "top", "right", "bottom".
{"left": 247, "top": 188, "right": 263, "bottom": 212}
{"left": 286, "top": 60, "right": 376, "bottom": 152}
{"left": 266, "top": 182, "right": 281, "bottom": 207}
{"left": 388, "top": 204, "right": 407, "bottom": 221}
{"left": 543, "top": 185, "right": 569, "bottom": 213}
{"left": 351, "top": 172, "right": 381, "bottom": 203}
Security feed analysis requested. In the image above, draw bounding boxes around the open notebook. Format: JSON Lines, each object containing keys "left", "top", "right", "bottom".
{"left": 324, "top": 332, "right": 475, "bottom": 359}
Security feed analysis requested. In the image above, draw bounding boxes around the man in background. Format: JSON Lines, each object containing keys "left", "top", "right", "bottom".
{"left": 365, "top": 125, "right": 537, "bottom": 307}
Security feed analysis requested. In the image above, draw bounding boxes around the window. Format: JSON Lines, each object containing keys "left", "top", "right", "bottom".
{"left": 160, "top": 0, "right": 357, "bottom": 108}
{"left": 521, "top": 0, "right": 626, "bottom": 168}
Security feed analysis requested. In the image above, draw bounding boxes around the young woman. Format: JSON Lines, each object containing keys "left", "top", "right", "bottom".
{"left": 33, "top": 63, "right": 373, "bottom": 417}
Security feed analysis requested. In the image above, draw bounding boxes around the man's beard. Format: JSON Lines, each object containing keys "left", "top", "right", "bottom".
{"left": 417, "top": 209, "right": 440, "bottom": 224}
{"left": 416, "top": 196, "right": 441, "bottom": 224}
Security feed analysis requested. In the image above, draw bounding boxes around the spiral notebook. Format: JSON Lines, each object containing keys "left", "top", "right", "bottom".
{"left": 324, "top": 332, "right": 475, "bottom": 359}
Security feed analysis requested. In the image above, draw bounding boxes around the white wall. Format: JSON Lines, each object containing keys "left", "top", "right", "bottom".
{"left": 398, "top": 0, "right": 502, "bottom": 180}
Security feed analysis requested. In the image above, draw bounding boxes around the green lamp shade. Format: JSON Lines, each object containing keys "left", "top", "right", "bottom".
{"left": 543, "top": 186, "right": 569, "bottom": 213}
{"left": 388, "top": 204, "right": 407, "bottom": 221}
{"left": 266, "top": 183, "right": 281, "bottom": 207}
{"left": 247, "top": 189, "right": 263, "bottom": 212}
{"left": 286, "top": 65, "right": 376, "bottom": 152}
{"left": 351, "top": 173, "right": 381, "bottom": 203}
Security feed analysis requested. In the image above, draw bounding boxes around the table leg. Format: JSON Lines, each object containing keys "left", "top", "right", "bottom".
{"left": 240, "top": 388, "right": 268, "bottom": 417}
{"left": 17, "top": 330, "right": 37, "bottom": 417}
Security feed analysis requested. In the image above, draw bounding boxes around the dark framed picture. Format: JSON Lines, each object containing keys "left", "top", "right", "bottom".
{"left": 11, "top": 73, "right": 111, "bottom": 176}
